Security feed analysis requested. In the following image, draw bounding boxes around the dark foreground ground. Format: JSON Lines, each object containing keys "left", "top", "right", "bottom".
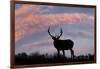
{"left": 15, "top": 52, "right": 95, "bottom": 65}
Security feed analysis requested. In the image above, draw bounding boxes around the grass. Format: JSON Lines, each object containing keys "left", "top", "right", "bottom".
{"left": 15, "top": 52, "right": 95, "bottom": 65}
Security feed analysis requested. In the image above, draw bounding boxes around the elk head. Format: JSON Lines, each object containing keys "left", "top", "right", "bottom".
{"left": 48, "top": 26, "right": 63, "bottom": 41}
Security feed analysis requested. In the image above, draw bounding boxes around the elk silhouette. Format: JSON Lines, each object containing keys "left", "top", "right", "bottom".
{"left": 48, "top": 26, "right": 74, "bottom": 58}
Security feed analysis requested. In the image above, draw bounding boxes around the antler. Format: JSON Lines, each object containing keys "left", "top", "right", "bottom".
{"left": 57, "top": 28, "right": 63, "bottom": 38}
{"left": 48, "top": 26, "right": 53, "bottom": 37}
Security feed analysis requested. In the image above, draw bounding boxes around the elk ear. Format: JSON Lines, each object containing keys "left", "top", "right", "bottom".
{"left": 52, "top": 36, "right": 55, "bottom": 40}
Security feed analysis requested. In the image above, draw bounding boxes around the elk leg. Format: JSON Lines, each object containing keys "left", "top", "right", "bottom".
{"left": 70, "top": 49, "right": 74, "bottom": 59}
{"left": 62, "top": 50, "right": 65, "bottom": 56}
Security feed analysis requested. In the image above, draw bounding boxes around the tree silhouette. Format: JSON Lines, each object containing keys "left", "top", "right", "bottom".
{"left": 15, "top": 52, "right": 95, "bottom": 65}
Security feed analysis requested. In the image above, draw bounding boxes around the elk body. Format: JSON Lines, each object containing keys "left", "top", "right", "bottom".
{"left": 48, "top": 27, "right": 74, "bottom": 58}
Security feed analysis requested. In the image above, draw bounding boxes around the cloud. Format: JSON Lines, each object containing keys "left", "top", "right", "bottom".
{"left": 65, "top": 31, "right": 93, "bottom": 38}
{"left": 15, "top": 4, "right": 54, "bottom": 18}
{"left": 15, "top": 4, "right": 94, "bottom": 42}
{"left": 22, "top": 39, "right": 52, "bottom": 49}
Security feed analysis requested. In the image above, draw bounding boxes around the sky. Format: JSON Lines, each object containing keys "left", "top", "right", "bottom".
{"left": 15, "top": 4, "right": 95, "bottom": 57}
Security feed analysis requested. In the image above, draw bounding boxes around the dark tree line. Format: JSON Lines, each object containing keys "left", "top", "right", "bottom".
{"left": 15, "top": 52, "right": 95, "bottom": 65}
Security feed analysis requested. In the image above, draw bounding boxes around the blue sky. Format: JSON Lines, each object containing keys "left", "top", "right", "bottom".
{"left": 15, "top": 4, "right": 95, "bottom": 57}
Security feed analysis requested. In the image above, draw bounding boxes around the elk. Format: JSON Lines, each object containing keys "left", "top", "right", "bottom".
{"left": 48, "top": 26, "right": 74, "bottom": 58}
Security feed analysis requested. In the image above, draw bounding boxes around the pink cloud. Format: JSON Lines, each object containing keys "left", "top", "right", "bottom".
{"left": 16, "top": 4, "right": 46, "bottom": 18}
{"left": 15, "top": 5, "right": 94, "bottom": 42}
{"left": 15, "top": 4, "right": 55, "bottom": 18}
{"left": 15, "top": 39, "right": 53, "bottom": 54}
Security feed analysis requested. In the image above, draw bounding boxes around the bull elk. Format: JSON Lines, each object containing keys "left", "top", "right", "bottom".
{"left": 48, "top": 26, "right": 74, "bottom": 58}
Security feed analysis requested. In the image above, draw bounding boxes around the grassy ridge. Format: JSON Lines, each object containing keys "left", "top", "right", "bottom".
{"left": 15, "top": 52, "right": 95, "bottom": 65}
